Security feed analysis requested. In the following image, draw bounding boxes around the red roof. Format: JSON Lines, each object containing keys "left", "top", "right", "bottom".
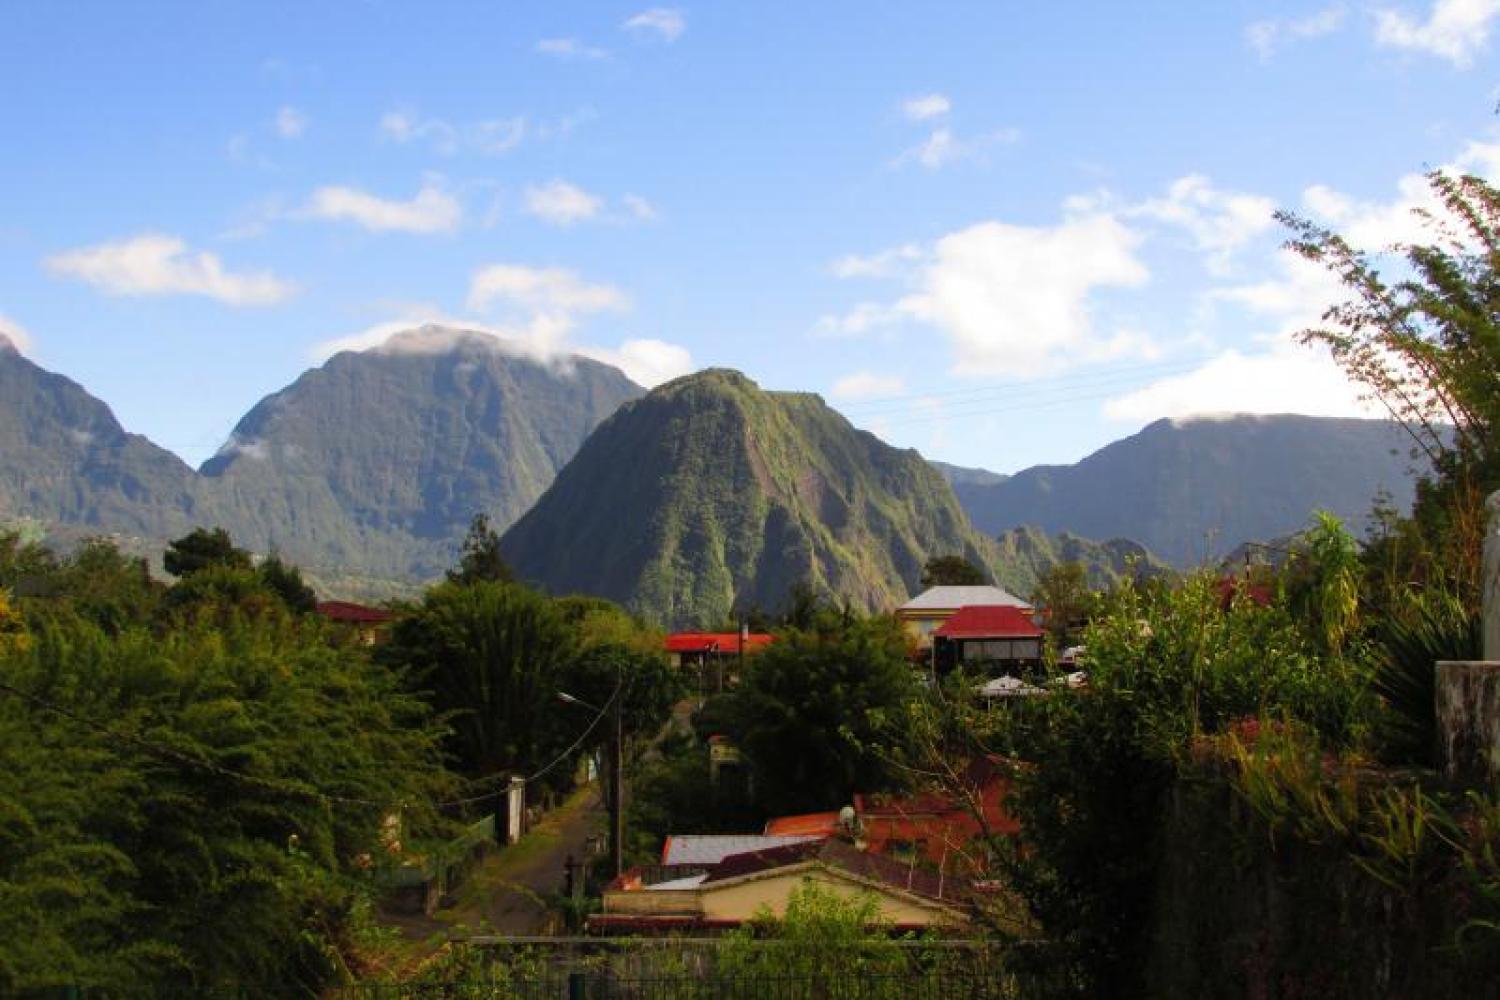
{"left": 315, "top": 601, "right": 395, "bottom": 624}
{"left": 664, "top": 632, "right": 774, "bottom": 654}
{"left": 932, "top": 605, "right": 1043, "bottom": 640}
{"left": 763, "top": 811, "right": 841, "bottom": 837}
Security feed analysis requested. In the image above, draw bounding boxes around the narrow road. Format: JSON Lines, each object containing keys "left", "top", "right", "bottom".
{"left": 478, "top": 784, "right": 605, "bottom": 934}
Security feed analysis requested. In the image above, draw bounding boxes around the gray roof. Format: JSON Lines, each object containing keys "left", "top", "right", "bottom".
{"left": 899, "top": 585, "right": 1031, "bottom": 612}
{"left": 662, "top": 835, "right": 822, "bottom": 866}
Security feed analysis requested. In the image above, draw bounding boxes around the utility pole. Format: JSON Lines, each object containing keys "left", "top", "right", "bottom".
{"left": 610, "top": 662, "right": 624, "bottom": 880}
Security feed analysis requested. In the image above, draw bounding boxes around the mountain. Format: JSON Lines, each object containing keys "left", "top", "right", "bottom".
{"left": 0, "top": 338, "right": 208, "bottom": 542}
{"left": 201, "top": 327, "right": 642, "bottom": 580}
{"left": 0, "top": 328, "right": 641, "bottom": 587}
{"left": 991, "top": 525, "right": 1172, "bottom": 597}
{"left": 930, "top": 461, "right": 1009, "bottom": 488}
{"left": 500, "top": 369, "right": 997, "bottom": 628}
{"left": 951, "top": 414, "right": 1420, "bottom": 567}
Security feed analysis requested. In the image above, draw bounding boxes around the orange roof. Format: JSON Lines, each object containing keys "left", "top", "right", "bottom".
{"left": 763, "top": 811, "right": 840, "bottom": 837}
{"left": 664, "top": 632, "right": 774, "bottom": 654}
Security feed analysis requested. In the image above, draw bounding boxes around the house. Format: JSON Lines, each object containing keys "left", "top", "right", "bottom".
{"left": 315, "top": 600, "right": 395, "bottom": 646}
{"left": 661, "top": 834, "right": 823, "bottom": 865}
{"left": 590, "top": 839, "right": 971, "bottom": 935}
{"left": 931, "top": 604, "right": 1045, "bottom": 677}
{"left": 664, "top": 630, "right": 774, "bottom": 667}
{"left": 665, "top": 630, "right": 774, "bottom": 693}
{"left": 895, "top": 585, "right": 1031, "bottom": 653}
{"left": 763, "top": 758, "right": 1020, "bottom": 879}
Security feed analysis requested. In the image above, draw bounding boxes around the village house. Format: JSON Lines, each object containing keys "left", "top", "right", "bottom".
{"left": 762, "top": 757, "right": 1019, "bottom": 878}
{"left": 665, "top": 629, "right": 774, "bottom": 693}
{"left": 895, "top": 585, "right": 1032, "bottom": 654}
{"left": 589, "top": 839, "right": 971, "bottom": 935}
{"left": 930, "top": 604, "right": 1046, "bottom": 677}
{"left": 315, "top": 600, "right": 395, "bottom": 646}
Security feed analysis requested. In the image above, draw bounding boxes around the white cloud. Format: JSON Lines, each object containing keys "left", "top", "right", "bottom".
{"left": 310, "top": 296, "right": 689, "bottom": 390}
{"left": 895, "top": 214, "right": 1152, "bottom": 376}
{"left": 537, "top": 37, "right": 608, "bottom": 59}
{"left": 523, "top": 180, "right": 604, "bottom": 226}
{"left": 1127, "top": 174, "right": 1278, "bottom": 274}
{"left": 623, "top": 7, "right": 686, "bottom": 41}
{"left": 0, "top": 313, "right": 34, "bottom": 355}
{"left": 1292, "top": 139, "right": 1500, "bottom": 249}
{"left": 813, "top": 301, "right": 904, "bottom": 338}
{"left": 1374, "top": 0, "right": 1500, "bottom": 66}
{"left": 304, "top": 183, "right": 462, "bottom": 234}
{"left": 274, "top": 105, "right": 308, "bottom": 139}
{"left": 577, "top": 338, "right": 694, "bottom": 387}
{"left": 379, "top": 109, "right": 526, "bottom": 156}
{"left": 622, "top": 193, "right": 659, "bottom": 221}
{"left": 45, "top": 233, "right": 294, "bottom": 306}
{"left": 467, "top": 265, "right": 629, "bottom": 315}
{"left": 1103, "top": 339, "right": 1377, "bottom": 423}
{"left": 901, "top": 93, "right": 951, "bottom": 121}
{"left": 830, "top": 245, "right": 924, "bottom": 279}
{"left": 1245, "top": 5, "right": 1346, "bottom": 58}
{"left": 894, "top": 126, "right": 1022, "bottom": 171}
{"left": 830, "top": 371, "right": 906, "bottom": 400}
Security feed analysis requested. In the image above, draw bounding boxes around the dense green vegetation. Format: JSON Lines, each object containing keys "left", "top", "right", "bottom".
{"left": 0, "top": 532, "right": 453, "bottom": 994}
{"left": 501, "top": 368, "right": 1000, "bottom": 628}
{"left": 0, "top": 522, "right": 685, "bottom": 994}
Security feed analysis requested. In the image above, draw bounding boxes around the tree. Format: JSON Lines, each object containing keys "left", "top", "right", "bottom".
{"left": 447, "top": 513, "right": 513, "bottom": 585}
{"left": 1285, "top": 170, "right": 1500, "bottom": 605}
{"left": 0, "top": 587, "right": 451, "bottom": 994}
{"left": 1031, "top": 561, "right": 1091, "bottom": 646}
{"left": 163, "top": 527, "right": 251, "bottom": 579}
{"left": 257, "top": 553, "right": 317, "bottom": 613}
{"left": 726, "top": 615, "right": 918, "bottom": 815}
{"left": 921, "top": 554, "right": 987, "bottom": 588}
{"left": 382, "top": 580, "right": 575, "bottom": 777}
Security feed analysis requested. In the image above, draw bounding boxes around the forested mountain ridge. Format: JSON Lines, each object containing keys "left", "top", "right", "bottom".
{"left": 500, "top": 369, "right": 999, "bottom": 628}
{"left": 0, "top": 328, "right": 641, "bottom": 585}
{"left": 200, "top": 327, "right": 642, "bottom": 580}
{"left": 0, "top": 338, "right": 208, "bottom": 541}
{"left": 949, "top": 414, "right": 1420, "bottom": 567}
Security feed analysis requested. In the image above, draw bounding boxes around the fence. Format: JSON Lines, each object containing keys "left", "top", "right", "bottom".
{"left": 328, "top": 972, "right": 1049, "bottom": 1000}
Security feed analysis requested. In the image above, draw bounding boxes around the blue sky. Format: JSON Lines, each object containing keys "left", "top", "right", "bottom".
{"left": 1, "top": 1, "right": 1496, "bottom": 472}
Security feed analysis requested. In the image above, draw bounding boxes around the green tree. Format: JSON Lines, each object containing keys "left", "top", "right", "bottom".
{"left": 716, "top": 880, "right": 909, "bottom": 988}
{"left": 921, "top": 554, "right": 988, "bottom": 588}
{"left": 257, "top": 553, "right": 318, "bottom": 613}
{"left": 726, "top": 615, "right": 918, "bottom": 815}
{"left": 383, "top": 580, "right": 575, "bottom": 777}
{"left": 447, "top": 513, "right": 513, "bottom": 585}
{"left": 0, "top": 597, "right": 451, "bottom": 994}
{"left": 1031, "top": 560, "right": 1091, "bottom": 646}
{"left": 1285, "top": 169, "right": 1500, "bottom": 606}
{"left": 163, "top": 526, "right": 252, "bottom": 579}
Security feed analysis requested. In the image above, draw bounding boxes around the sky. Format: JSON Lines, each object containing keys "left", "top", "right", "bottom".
{"left": 1, "top": 1, "right": 1497, "bottom": 473}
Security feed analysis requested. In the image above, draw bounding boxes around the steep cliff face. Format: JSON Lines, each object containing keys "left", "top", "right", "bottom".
{"left": 501, "top": 369, "right": 997, "bottom": 627}
{"left": 200, "top": 327, "right": 643, "bottom": 579}
{"left": 0, "top": 340, "right": 208, "bottom": 541}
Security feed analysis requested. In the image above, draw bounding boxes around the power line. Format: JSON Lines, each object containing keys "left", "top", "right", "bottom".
{"left": 831, "top": 359, "right": 1203, "bottom": 416}
{"left": 0, "top": 672, "right": 626, "bottom": 812}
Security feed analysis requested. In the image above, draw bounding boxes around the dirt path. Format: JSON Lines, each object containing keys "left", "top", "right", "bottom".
{"left": 439, "top": 784, "right": 605, "bottom": 936}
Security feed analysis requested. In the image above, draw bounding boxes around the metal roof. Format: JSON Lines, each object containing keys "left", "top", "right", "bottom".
{"left": 661, "top": 834, "right": 822, "bottom": 866}
{"left": 898, "top": 585, "right": 1030, "bottom": 612}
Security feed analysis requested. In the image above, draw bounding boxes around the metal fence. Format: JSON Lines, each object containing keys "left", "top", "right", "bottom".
{"left": 328, "top": 972, "right": 1048, "bottom": 1000}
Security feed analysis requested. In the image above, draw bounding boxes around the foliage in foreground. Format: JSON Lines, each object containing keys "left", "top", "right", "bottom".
{"left": 0, "top": 583, "right": 453, "bottom": 994}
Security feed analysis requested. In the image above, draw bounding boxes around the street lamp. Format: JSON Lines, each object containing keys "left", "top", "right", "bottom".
{"left": 556, "top": 684, "right": 624, "bottom": 879}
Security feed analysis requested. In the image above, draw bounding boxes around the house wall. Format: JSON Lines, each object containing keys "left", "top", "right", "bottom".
{"left": 698, "top": 870, "right": 960, "bottom": 927}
